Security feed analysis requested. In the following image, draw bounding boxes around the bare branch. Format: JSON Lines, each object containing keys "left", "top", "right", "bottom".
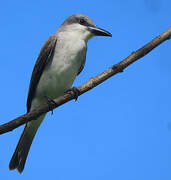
{"left": 0, "top": 27, "right": 171, "bottom": 135}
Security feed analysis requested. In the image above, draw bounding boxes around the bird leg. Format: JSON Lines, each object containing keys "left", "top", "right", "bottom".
{"left": 65, "top": 87, "right": 80, "bottom": 101}
{"left": 43, "top": 95, "right": 57, "bottom": 115}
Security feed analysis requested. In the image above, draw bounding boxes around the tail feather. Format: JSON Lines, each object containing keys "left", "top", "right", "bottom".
{"left": 9, "top": 114, "right": 46, "bottom": 173}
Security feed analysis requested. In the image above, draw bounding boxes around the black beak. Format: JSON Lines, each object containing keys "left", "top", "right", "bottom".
{"left": 88, "top": 26, "right": 112, "bottom": 37}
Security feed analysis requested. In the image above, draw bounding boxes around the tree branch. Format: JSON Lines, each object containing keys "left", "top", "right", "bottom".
{"left": 0, "top": 27, "right": 171, "bottom": 135}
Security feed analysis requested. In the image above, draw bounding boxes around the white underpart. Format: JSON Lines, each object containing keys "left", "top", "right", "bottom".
{"left": 27, "top": 24, "right": 93, "bottom": 131}
{"left": 31, "top": 24, "right": 93, "bottom": 110}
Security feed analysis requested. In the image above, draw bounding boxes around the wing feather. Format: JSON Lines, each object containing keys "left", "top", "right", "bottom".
{"left": 26, "top": 34, "right": 57, "bottom": 112}
{"left": 77, "top": 46, "right": 87, "bottom": 76}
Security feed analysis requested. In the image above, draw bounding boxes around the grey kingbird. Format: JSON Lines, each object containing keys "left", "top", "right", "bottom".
{"left": 9, "top": 14, "right": 112, "bottom": 173}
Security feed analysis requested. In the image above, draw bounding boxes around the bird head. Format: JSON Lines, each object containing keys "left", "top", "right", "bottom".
{"left": 60, "top": 14, "right": 112, "bottom": 42}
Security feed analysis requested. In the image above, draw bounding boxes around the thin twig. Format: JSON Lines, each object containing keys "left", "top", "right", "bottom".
{"left": 0, "top": 27, "right": 171, "bottom": 135}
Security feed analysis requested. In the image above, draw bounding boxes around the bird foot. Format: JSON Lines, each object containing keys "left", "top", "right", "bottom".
{"left": 44, "top": 95, "right": 57, "bottom": 115}
{"left": 65, "top": 87, "right": 80, "bottom": 101}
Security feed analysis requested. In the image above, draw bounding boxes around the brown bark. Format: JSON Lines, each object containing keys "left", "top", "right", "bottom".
{"left": 0, "top": 27, "right": 171, "bottom": 135}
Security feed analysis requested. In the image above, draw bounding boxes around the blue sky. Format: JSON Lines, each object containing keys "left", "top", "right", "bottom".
{"left": 0, "top": 0, "right": 171, "bottom": 179}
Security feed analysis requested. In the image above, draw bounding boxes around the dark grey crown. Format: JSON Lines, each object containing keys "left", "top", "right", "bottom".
{"left": 62, "top": 14, "right": 96, "bottom": 27}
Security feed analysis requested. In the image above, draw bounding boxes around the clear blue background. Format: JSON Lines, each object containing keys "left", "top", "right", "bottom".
{"left": 0, "top": 0, "right": 171, "bottom": 179}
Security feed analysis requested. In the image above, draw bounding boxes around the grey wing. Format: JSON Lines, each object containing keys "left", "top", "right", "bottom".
{"left": 77, "top": 46, "right": 87, "bottom": 76}
{"left": 27, "top": 34, "right": 57, "bottom": 112}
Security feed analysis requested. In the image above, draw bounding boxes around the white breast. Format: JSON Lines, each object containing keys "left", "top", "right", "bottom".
{"left": 35, "top": 34, "right": 87, "bottom": 102}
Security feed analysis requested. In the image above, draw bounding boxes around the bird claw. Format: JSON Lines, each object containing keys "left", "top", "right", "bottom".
{"left": 44, "top": 95, "right": 57, "bottom": 115}
{"left": 65, "top": 87, "right": 80, "bottom": 101}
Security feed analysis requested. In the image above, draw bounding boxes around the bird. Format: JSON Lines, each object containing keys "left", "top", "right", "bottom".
{"left": 9, "top": 14, "right": 112, "bottom": 173}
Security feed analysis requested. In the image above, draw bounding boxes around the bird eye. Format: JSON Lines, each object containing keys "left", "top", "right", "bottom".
{"left": 79, "top": 18, "right": 86, "bottom": 25}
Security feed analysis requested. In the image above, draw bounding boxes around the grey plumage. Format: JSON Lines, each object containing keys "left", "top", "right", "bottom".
{"left": 9, "top": 14, "right": 112, "bottom": 173}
